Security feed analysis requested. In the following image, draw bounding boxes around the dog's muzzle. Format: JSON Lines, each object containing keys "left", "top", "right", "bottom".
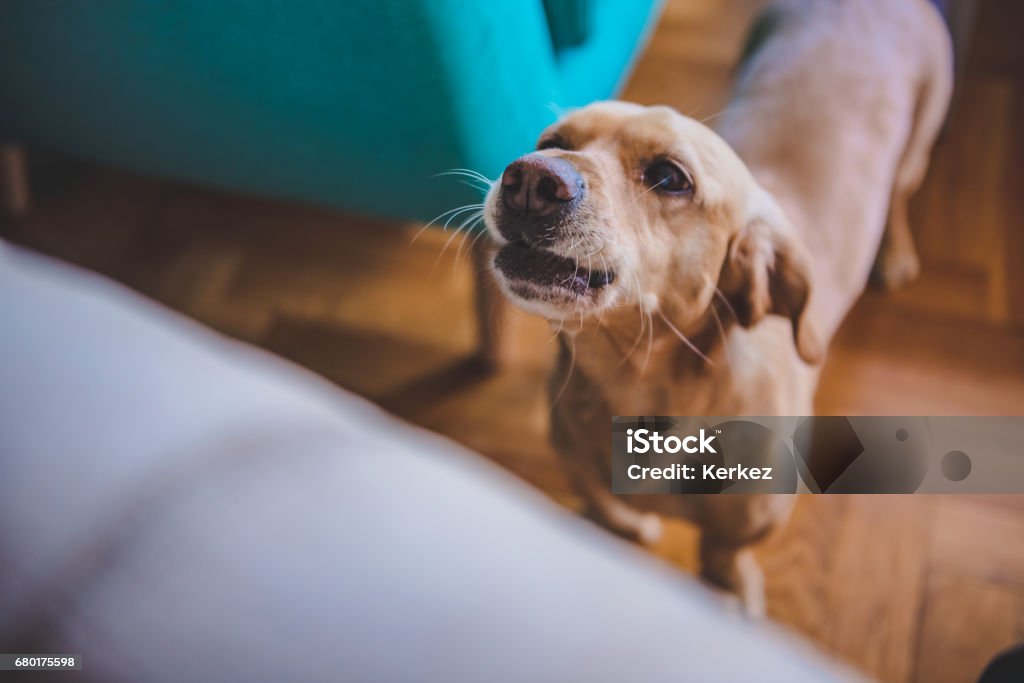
{"left": 495, "top": 153, "right": 583, "bottom": 245}
{"left": 490, "top": 153, "right": 614, "bottom": 305}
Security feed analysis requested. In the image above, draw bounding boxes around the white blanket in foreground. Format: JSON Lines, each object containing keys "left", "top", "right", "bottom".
{"left": 0, "top": 242, "right": 863, "bottom": 682}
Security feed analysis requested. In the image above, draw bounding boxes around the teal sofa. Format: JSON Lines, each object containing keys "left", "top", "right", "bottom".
{"left": 0, "top": 0, "right": 662, "bottom": 222}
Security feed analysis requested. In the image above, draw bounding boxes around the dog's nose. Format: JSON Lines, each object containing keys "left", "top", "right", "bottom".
{"left": 501, "top": 154, "right": 583, "bottom": 217}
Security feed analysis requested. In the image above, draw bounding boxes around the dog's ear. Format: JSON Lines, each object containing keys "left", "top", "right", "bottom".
{"left": 718, "top": 190, "right": 822, "bottom": 364}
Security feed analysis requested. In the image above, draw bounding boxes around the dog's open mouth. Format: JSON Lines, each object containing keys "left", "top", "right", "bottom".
{"left": 494, "top": 241, "right": 615, "bottom": 299}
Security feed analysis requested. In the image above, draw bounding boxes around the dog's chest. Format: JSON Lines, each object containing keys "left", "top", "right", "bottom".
{"left": 593, "top": 368, "right": 729, "bottom": 418}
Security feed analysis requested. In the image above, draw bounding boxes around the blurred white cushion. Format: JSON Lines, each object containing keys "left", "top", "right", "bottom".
{"left": 0, "top": 242, "right": 863, "bottom": 682}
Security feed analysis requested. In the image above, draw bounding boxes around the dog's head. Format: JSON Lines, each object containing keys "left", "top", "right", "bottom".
{"left": 483, "top": 101, "right": 820, "bottom": 364}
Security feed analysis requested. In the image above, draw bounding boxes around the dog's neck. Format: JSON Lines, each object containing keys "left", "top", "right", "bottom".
{"left": 555, "top": 301, "right": 747, "bottom": 416}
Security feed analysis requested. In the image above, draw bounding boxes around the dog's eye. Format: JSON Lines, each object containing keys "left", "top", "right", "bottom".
{"left": 643, "top": 160, "right": 693, "bottom": 195}
{"left": 537, "top": 135, "right": 569, "bottom": 151}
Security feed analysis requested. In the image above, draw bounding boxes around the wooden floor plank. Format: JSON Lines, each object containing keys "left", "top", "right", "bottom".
{"left": 759, "top": 496, "right": 852, "bottom": 645}
{"left": 821, "top": 497, "right": 934, "bottom": 683}
{"left": 914, "top": 571, "right": 1022, "bottom": 683}
{"left": 928, "top": 497, "right": 1024, "bottom": 587}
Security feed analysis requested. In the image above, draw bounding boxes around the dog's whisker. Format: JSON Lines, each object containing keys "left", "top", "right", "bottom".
{"left": 434, "top": 168, "right": 495, "bottom": 185}
{"left": 411, "top": 203, "right": 485, "bottom": 245}
{"left": 432, "top": 228, "right": 466, "bottom": 273}
{"left": 412, "top": 207, "right": 469, "bottom": 244}
{"left": 547, "top": 316, "right": 565, "bottom": 344}
{"left": 455, "top": 178, "right": 492, "bottom": 194}
{"left": 463, "top": 223, "right": 490, "bottom": 260}
{"left": 596, "top": 254, "right": 611, "bottom": 327}
{"left": 640, "top": 308, "right": 655, "bottom": 379}
{"left": 593, "top": 273, "right": 646, "bottom": 382}
{"left": 452, "top": 214, "right": 486, "bottom": 271}
{"left": 549, "top": 334, "right": 577, "bottom": 410}
{"left": 432, "top": 169, "right": 495, "bottom": 196}
{"left": 579, "top": 240, "right": 606, "bottom": 259}
{"left": 627, "top": 310, "right": 655, "bottom": 389}
{"left": 709, "top": 303, "right": 733, "bottom": 371}
{"left": 442, "top": 205, "right": 485, "bottom": 232}
{"left": 698, "top": 104, "right": 738, "bottom": 126}
{"left": 633, "top": 177, "right": 668, "bottom": 203}
{"left": 457, "top": 211, "right": 485, "bottom": 237}
{"left": 657, "top": 310, "right": 714, "bottom": 366}
{"left": 633, "top": 272, "right": 645, "bottom": 308}
{"left": 433, "top": 210, "right": 483, "bottom": 272}
{"left": 714, "top": 287, "right": 739, "bottom": 322}
{"left": 455, "top": 222, "right": 487, "bottom": 280}
{"left": 545, "top": 101, "right": 566, "bottom": 119}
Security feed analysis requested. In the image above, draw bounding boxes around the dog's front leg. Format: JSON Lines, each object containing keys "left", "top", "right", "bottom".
{"left": 549, "top": 361, "right": 663, "bottom": 546}
{"left": 560, "top": 445, "right": 664, "bottom": 546}
{"left": 695, "top": 494, "right": 794, "bottom": 618}
{"left": 699, "top": 538, "right": 766, "bottom": 618}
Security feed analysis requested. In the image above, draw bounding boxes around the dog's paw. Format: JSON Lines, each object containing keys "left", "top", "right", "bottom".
{"left": 586, "top": 508, "right": 664, "bottom": 547}
{"left": 704, "top": 581, "right": 766, "bottom": 620}
{"left": 710, "top": 556, "right": 766, "bottom": 619}
{"left": 871, "top": 243, "right": 921, "bottom": 291}
{"left": 735, "top": 552, "right": 767, "bottom": 619}
{"left": 635, "top": 513, "right": 665, "bottom": 547}
{"left": 701, "top": 548, "right": 767, "bottom": 619}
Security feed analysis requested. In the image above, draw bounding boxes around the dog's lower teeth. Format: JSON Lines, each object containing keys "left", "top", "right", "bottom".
{"left": 494, "top": 242, "right": 615, "bottom": 298}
